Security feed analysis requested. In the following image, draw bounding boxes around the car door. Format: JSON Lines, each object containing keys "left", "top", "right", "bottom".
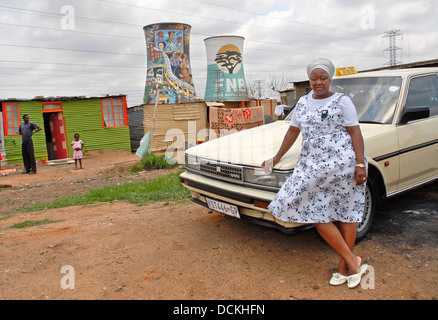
{"left": 396, "top": 73, "right": 438, "bottom": 191}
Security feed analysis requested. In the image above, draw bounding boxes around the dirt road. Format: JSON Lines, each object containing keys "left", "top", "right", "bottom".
{"left": 0, "top": 150, "right": 437, "bottom": 300}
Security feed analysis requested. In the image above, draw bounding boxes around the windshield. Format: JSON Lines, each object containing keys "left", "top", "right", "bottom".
{"left": 285, "top": 76, "right": 403, "bottom": 124}
{"left": 331, "top": 76, "right": 402, "bottom": 124}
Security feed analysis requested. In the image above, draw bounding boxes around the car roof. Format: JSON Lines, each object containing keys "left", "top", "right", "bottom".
{"left": 333, "top": 67, "right": 438, "bottom": 79}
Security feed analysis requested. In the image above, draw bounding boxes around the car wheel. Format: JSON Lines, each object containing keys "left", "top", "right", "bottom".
{"left": 356, "top": 174, "right": 377, "bottom": 242}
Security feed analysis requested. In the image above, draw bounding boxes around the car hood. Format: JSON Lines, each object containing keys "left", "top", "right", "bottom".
{"left": 185, "top": 121, "right": 392, "bottom": 170}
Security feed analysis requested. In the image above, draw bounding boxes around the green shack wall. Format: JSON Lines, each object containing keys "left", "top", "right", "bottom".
{"left": 3, "top": 97, "right": 131, "bottom": 164}
{"left": 2, "top": 101, "right": 46, "bottom": 164}
{"left": 62, "top": 98, "right": 131, "bottom": 156}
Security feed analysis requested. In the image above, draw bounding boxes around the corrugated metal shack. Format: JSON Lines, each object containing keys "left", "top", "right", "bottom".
{"left": 0, "top": 95, "right": 131, "bottom": 164}
{"left": 127, "top": 105, "right": 144, "bottom": 152}
{"left": 142, "top": 102, "right": 208, "bottom": 152}
{"left": 140, "top": 99, "right": 279, "bottom": 153}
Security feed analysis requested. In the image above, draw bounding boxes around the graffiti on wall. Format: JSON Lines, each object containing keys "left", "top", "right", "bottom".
{"left": 143, "top": 23, "right": 197, "bottom": 104}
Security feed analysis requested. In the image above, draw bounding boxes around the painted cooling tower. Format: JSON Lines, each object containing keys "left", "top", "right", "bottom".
{"left": 204, "top": 36, "right": 248, "bottom": 101}
{"left": 143, "top": 22, "right": 196, "bottom": 104}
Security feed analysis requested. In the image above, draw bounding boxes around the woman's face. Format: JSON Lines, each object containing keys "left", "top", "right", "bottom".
{"left": 309, "top": 69, "right": 331, "bottom": 98}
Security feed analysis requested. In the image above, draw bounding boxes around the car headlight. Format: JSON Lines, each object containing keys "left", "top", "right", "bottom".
{"left": 185, "top": 154, "right": 201, "bottom": 171}
{"left": 243, "top": 168, "right": 292, "bottom": 189}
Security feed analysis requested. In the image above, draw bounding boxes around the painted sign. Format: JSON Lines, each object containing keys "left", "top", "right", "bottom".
{"left": 143, "top": 23, "right": 197, "bottom": 104}
{"left": 204, "top": 36, "right": 248, "bottom": 101}
{"left": 336, "top": 66, "right": 357, "bottom": 76}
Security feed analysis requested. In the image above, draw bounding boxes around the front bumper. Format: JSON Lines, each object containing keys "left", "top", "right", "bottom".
{"left": 180, "top": 171, "right": 310, "bottom": 234}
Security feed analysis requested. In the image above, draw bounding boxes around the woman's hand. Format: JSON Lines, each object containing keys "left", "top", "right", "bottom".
{"left": 354, "top": 166, "right": 367, "bottom": 186}
{"left": 261, "top": 157, "right": 280, "bottom": 174}
{"left": 261, "top": 159, "right": 273, "bottom": 174}
{"left": 261, "top": 126, "right": 300, "bottom": 174}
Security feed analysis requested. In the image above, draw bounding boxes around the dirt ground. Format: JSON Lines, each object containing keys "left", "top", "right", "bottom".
{"left": 0, "top": 149, "right": 437, "bottom": 300}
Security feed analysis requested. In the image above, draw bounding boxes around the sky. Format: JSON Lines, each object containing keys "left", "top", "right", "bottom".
{"left": 0, "top": 0, "right": 437, "bottom": 107}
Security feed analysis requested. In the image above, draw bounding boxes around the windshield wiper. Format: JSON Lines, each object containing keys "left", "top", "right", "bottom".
{"left": 359, "top": 120, "right": 384, "bottom": 124}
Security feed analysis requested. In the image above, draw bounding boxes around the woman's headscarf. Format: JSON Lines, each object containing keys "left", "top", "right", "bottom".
{"left": 306, "top": 58, "right": 336, "bottom": 80}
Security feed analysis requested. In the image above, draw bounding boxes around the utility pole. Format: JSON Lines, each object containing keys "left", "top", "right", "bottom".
{"left": 213, "top": 70, "right": 223, "bottom": 101}
{"left": 255, "top": 80, "right": 263, "bottom": 99}
{"left": 383, "top": 30, "right": 403, "bottom": 66}
{"left": 148, "top": 89, "right": 160, "bottom": 154}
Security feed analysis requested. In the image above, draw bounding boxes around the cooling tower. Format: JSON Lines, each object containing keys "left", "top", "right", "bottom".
{"left": 143, "top": 23, "right": 196, "bottom": 104}
{"left": 204, "top": 35, "right": 248, "bottom": 101}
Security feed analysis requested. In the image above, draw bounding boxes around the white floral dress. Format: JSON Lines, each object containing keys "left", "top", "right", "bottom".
{"left": 268, "top": 93, "right": 367, "bottom": 223}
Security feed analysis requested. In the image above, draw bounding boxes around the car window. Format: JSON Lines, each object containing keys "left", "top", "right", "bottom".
{"left": 331, "top": 77, "right": 402, "bottom": 124}
{"left": 283, "top": 104, "right": 296, "bottom": 121}
{"left": 284, "top": 77, "right": 403, "bottom": 124}
{"left": 405, "top": 74, "right": 438, "bottom": 117}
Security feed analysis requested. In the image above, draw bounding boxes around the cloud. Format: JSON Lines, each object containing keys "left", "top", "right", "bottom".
{"left": 0, "top": 0, "right": 436, "bottom": 105}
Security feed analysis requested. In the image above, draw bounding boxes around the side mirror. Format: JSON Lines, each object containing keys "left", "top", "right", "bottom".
{"left": 400, "top": 106, "right": 430, "bottom": 124}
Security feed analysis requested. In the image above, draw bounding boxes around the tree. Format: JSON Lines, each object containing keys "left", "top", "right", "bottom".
{"left": 215, "top": 51, "right": 243, "bottom": 74}
{"left": 239, "top": 75, "right": 293, "bottom": 100}
{"left": 268, "top": 74, "right": 293, "bottom": 93}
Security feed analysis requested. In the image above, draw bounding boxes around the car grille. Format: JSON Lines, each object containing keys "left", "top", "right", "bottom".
{"left": 200, "top": 160, "right": 243, "bottom": 182}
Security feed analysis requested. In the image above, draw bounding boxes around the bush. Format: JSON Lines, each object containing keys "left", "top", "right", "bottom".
{"left": 141, "top": 153, "right": 179, "bottom": 170}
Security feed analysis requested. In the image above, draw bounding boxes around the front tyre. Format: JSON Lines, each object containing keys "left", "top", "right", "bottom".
{"left": 355, "top": 174, "right": 377, "bottom": 242}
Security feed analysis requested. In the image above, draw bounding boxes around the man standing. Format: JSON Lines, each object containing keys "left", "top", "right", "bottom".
{"left": 18, "top": 114, "right": 41, "bottom": 174}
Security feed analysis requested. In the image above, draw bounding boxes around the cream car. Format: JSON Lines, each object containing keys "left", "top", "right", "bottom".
{"left": 180, "top": 68, "right": 438, "bottom": 241}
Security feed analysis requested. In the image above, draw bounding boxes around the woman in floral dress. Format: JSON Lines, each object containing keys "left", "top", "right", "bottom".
{"left": 263, "top": 58, "right": 368, "bottom": 288}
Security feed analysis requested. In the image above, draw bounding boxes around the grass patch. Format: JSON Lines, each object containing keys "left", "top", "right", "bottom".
{"left": 130, "top": 163, "right": 144, "bottom": 173}
{"left": 141, "top": 153, "right": 179, "bottom": 170}
{"left": 129, "top": 153, "right": 179, "bottom": 173}
{"left": 0, "top": 214, "right": 12, "bottom": 221}
{"left": 9, "top": 219, "right": 64, "bottom": 229}
{"left": 21, "top": 172, "right": 191, "bottom": 212}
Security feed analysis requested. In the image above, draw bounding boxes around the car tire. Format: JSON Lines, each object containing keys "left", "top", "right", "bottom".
{"left": 355, "top": 173, "right": 377, "bottom": 242}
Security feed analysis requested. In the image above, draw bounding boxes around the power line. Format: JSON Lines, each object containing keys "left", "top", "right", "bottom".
{"left": 100, "top": 0, "right": 374, "bottom": 41}
{"left": 188, "top": 0, "right": 375, "bottom": 37}
{"left": 1, "top": 3, "right": 372, "bottom": 46}
{"left": 0, "top": 70, "right": 143, "bottom": 78}
{"left": 0, "top": 43, "right": 145, "bottom": 57}
{"left": 0, "top": 59, "right": 143, "bottom": 69}
{"left": 0, "top": 22, "right": 140, "bottom": 40}
{"left": 0, "top": 5, "right": 383, "bottom": 62}
{"left": 0, "top": 15, "right": 379, "bottom": 59}
{"left": 0, "top": 2, "right": 387, "bottom": 103}
{"left": 0, "top": 4, "right": 140, "bottom": 28}
{"left": 0, "top": 43, "right": 314, "bottom": 68}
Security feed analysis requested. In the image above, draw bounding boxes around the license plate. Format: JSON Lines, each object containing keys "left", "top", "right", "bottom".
{"left": 206, "top": 198, "right": 240, "bottom": 219}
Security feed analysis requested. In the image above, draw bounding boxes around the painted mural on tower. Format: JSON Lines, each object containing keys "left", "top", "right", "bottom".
{"left": 143, "top": 23, "right": 197, "bottom": 104}
{"left": 204, "top": 36, "right": 248, "bottom": 102}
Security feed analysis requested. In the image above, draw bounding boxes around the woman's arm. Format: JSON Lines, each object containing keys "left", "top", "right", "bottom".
{"left": 346, "top": 125, "right": 367, "bottom": 185}
{"left": 262, "top": 126, "right": 300, "bottom": 170}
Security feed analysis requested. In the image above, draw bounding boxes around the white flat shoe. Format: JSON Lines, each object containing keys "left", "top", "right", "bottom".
{"left": 347, "top": 264, "right": 368, "bottom": 288}
{"left": 329, "top": 272, "right": 348, "bottom": 286}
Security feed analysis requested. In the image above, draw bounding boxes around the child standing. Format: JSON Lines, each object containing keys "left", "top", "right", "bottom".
{"left": 71, "top": 133, "right": 84, "bottom": 169}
